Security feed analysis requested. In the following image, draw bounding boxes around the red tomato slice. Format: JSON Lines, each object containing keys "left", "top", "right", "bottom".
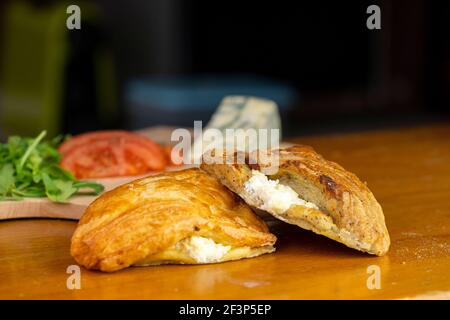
{"left": 59, "top": 130, "right": 162, "bottom": 155}
{"left": 59, "top": 131, "right": 168, "bottom": 178}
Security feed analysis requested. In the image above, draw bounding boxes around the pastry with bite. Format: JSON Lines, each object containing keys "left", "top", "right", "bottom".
{"left": 200, "top": 146, "right": 390, "bottom": 256}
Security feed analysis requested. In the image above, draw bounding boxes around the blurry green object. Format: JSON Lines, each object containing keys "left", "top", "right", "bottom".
{"left": 0, "top": 1, "right": 118, "bottom": 137}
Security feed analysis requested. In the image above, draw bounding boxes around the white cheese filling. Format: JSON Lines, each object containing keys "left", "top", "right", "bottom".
{"left": 244, "top": 170, "right": 318, "bottom": 214}
{"left": 175, "top": 236, "right": 231, "bottom": 263}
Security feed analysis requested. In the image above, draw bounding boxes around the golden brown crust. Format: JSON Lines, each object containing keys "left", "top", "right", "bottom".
{"left": 200, "top": 146, "right": 390, "bottom": 256}
{"left": 71, "top": 168, "right": 276, "bottom": 272}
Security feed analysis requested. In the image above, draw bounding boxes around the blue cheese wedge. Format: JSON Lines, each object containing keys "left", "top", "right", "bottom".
{"left": 192, "top": 96, "right": 281, "bottom": 162}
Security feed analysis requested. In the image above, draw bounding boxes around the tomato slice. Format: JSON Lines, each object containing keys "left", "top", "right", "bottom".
{"left": 59, "top": 131, "right": 168, "bottom": 178}
{"left": 59, "top": 130, "right": 162, "bottom": 155}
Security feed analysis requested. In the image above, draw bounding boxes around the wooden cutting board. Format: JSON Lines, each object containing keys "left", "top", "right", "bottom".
{"left": 0, "top": 175, "right": 150, "bottom": 220}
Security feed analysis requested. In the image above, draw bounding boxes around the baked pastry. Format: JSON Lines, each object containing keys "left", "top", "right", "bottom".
{"left": 200, "top": 146, "right": 390, "bottom": 256}
{"left": 70, "top": 168, "right": 276, "bottom": 272}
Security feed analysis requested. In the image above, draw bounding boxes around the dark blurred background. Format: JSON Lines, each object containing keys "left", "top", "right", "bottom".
{"left": 0, "top": 0, "right": 449, "bottom": 138}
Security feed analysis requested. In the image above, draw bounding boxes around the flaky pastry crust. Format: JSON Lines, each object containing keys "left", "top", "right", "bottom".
{"left": 71, "top": 168, "right": 276, "bottom": 272}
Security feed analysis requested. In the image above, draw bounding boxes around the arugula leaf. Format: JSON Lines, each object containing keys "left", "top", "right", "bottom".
{"left": 0, "top": 130, "right": 104, "bottom": 203}
{"left": 42, "top": 173, "right": 77, "bottom": 203}
{"left": 18, "top": 130, "right": 47, "bottom": 171}
{"left": 73, "top": 181, "right": 105, "bottom": 195}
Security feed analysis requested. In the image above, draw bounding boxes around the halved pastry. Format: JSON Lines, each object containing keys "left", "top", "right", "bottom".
{"left": 200, "top": 146, "right": 390, "bottom": 256}
{"left": 70, "top": 168, "right": 276, "bottom": 272}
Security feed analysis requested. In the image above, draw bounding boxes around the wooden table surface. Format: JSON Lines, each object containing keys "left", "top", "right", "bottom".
{"left": 1, "top": 124, "right": 450, "bottom": 300}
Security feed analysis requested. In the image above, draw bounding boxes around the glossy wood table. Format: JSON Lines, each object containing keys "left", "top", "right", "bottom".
{"left": 1, "top": 124, "right": 450, "bottom": 299}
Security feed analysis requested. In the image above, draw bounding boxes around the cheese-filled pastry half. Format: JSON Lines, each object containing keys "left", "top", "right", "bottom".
{"left": 70, "top": 168, "right": 276, "bottom": 272}
{"left": 200, "top": 146, "right": 390, "bottom": 256}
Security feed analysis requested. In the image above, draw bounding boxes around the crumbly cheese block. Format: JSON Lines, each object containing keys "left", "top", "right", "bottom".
{"left": 206, "top": 96, "right": 281, "bottom": 132}
{"left": 192, "top": 96, "right": 281, "bottom": 162}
